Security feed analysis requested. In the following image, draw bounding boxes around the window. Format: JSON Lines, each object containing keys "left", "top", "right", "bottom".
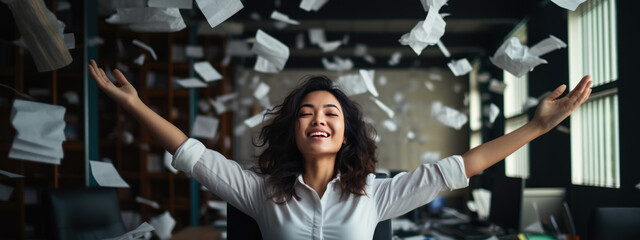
{"left": 503, "top": 23, "right": 530, "bottom": 178}
{"left": 568, "top": 0, "right": 619, "bottom": 188}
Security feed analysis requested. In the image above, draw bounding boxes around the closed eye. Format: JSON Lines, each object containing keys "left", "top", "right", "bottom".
{"left": 298, "top": 113, "right": 312, "bottom": 117}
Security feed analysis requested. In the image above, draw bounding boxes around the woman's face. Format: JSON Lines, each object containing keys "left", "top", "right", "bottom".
{"left": 295, "top": 90, "right": 346, "bottom": 160}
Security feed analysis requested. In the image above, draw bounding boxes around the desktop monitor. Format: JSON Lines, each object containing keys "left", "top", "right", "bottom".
{"left": 488, "top": 177, "right": 524, "bottom": 232}
{"left": 519, "top": 188, "right": 567, "bottom": 234}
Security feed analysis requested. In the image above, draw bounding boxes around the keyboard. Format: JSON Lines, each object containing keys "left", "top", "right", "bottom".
{"left": 434, "top": 224, "right": 492, "bottom": 240}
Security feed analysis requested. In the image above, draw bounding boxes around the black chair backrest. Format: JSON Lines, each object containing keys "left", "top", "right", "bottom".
{"left": 44, "top": 187, "right": 126, "bottom": 240}
{"left": 227, "top": 173, "right": 393, "bottom": 240}
{"left": 588, "top": 207, "right": 640, "bottom": 240}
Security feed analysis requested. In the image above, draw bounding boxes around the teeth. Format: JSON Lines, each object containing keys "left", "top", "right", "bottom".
{"left": 309, "top": 132, "right": 328, "bottom": 137}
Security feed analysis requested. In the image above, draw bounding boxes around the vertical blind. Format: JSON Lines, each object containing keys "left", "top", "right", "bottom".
{"left": 569, "top": 0, "right": 620, "bottom": 188}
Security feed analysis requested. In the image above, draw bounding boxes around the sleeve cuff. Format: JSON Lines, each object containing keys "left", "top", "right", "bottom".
{"left": 172, "top": 138, "right": 206, "bottom": 176}
{"left": 436, "top": 155, "right": 470, "bottom": 190}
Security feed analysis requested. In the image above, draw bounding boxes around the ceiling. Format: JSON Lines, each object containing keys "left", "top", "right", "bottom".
{"left": 188, "top": 0, "right": 545, "bottom": 69}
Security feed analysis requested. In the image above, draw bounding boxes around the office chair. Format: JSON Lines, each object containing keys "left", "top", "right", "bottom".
{"left": 43, "top": 187, "right": 127, "bottom": 240}
{"left": 588, "top": 207, "right": 640, "bottom": 240}
{"left": 227, "top": 173, "right": 393, "bottom": 240}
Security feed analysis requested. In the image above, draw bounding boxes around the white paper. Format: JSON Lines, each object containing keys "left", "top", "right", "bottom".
{"left": 194, "top": 61, "right": 222, "bottom": 82}
{"left": 431, "top": 101, "right": 468, "bottom": 130}
{"left": 186, "top": 45, "right": 204, "bottom": 58}
{"left": 363, "top": 54, "right": 375, "bottom": 64}
{"left": 253, "top": 82, "right": 271, "bottom": 99}
{"left": 489, "top": 37, "right": 548, "bottom": 78}
{"left": 523, "top": 97, "right": 539, "bottom": 112}
{"left": 90, "top": 160, "right": 130, "bottom": 188}
{"left": 551, "top": 0, "right": 586, "bottom": 11}
{"left": 528, "top": 35, "right": 567, "bottom": 57}
{"left": 308, "top": 28, "right": 326, "bottom": 45}
{"left": 270, "top": 10, "right": 299, "bottom": 25}
{"left": 133, "top": 54, "right": 145, "bottom": 65}
{"left": 244, "top": 110, "right": 269, "bottom": 128}
{"left": 420, "top": 151, "right": 441, "bottom": 164}
{"left": 488, "top": 103, "right": 500, "bottom": 124}
{"left": 337, "top": 74, "right": 368, "bottom": 96}
{"left": 191, "top": 115, "right": 220, "bottom": 139}
{"left": 254, "top": 56, "right": 280, "bottom": 73}
{"left": 420, "top": 0, "right": 448, "bottom": 12}
{"left": 148, "top": 0, "right": 192, "bottom": 9}
{"left": 359, "top": 69, "right": 379, "bottom": 97}
{"left": 104, "top": 222, "right": 155, "bottom": 240}
{"left": 436, "top": 40, "right": 451, "bottom": 57}
{"left": 207, "top": 200, "right": 228, "bottom": 216}
{"left": 63, "top": 91, "right": 79, "bottom": 104}
{"left": 0, "top": 183, "right": 14, "bottom": 201}
{"left": 196, "top": 0, "right": 243, "bottom": 29}
{"left": 371, "top": 97, "right": 394, "bottom": 119}
{"left": 176, "top": 78, "right": 207, "bottom": 88}
{"left": 251, "top": 30, "right": 289, "bottom": 72}
{"left": 149, "top": 211, "right": 175, "bottom": 240}
{"left": 136, "top": 196, "right": 160, "bottom": 209}
{"left": 322, "top": 56, "right": 353, "bottom": 72}
{"left": 425, "top": 81, "right": 435, "bottom": 91}
{"left": 106, "top": 7, "right": 186, "bottom": 32}
{"left": 382, "top": 119, "right": 398, "bottom": 132}
{"left": 318, "top": 40, "right": 342, "bottom": 52}
{"left": 472, "top": 188, "right": 491, "bottom": 220}
{"left": 300, "top": 0, "right": 329, "bottom": 12}
{"left": 488, "top": 79, "right": 506, "bottom": 94}
{"left": 208, "top": 98, "right": 226, "bottom": 115}
{"left": 388, "top": 51, "right": 402, "bottom": 66}
{"left": 447, "top": 58, "right": 472, "bottom": 76}
{"left": 9, "top": 100, "right": 66, "bottom": 164}
{"left": 635, "top": 182, "right": 640, "bottom": 190}
{"left": 399, "top": 10, "right": 447, "bottom": 55}
{"left": 354, "top": 43, "right": 367, "bottom": 56}
{"left": 0, "top": 169, "right": 23, "bottom": 178}
{"left": 132, "top": 39, "right": 158, "bottom": 60}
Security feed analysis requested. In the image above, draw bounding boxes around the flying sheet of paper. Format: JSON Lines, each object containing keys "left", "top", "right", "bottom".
{"left": 194, "top": 61, "right": 222, "bottom": 82}
{"left": 318, "top": 40, "right": 341, "bottom": 52}
{"left": 359, "top": 69, "right": 379, "bottom": 97}
{"left": 244, "top": 110, "right": 270, "bottom": 128}
{"left": 0, "top": 183, "right": 14, "bottom": 201}
{"left": 308, "top": 28, "right": 326, "bottom": 45}
{"left": 528, "top": 35, "right": 567, "bottom": 57}
{"left": 399, "top": 10, "right": 446, "bottom": 55}
{"left": 253, "top": 82, "right": 271, "bottom": 99}
{"left": 523, "top": 97, "right": 539, "bottom": 112}
{"left": 150, "top": 211, "right": 175, "bottom": 240}
{"left": 322, "top": 56, "right": 353, "bottom": 72}
{"left": 436, "top": 40, "right": 451, "bottom": 57}
{"left": 388, "top": 51, "right": 402, "bottom": 66}
{"left": 551, "top": 0, "right": 586, "bottom": 11}
{"left": 105, "top": 7, "right": 186, "bottom": 32}
{"left": 196, "top": 0, "right": 243, "bottom": 29}
{"left": 336, "top": 74, "right": 368, "bottom": 96}
{"left": 371, "top": 97, "right": 394, "bottom": 119}
{"left": 133, "top": 54, "right": 145, "bottom": 65}
{"left": 488, "top": 103, "right": 500, "bottom": 124}
{"left": 425, "top": 81, "right": 435, "bottom": 91}
{"left": 136, "top": 196, "right": 160, "bottom": 209}
{"left": 0, "top": 169, "right": 23, "bottom": 178}
{"left": 186, "top": 45, "right": 204, "bottom": 58}
{"left": 207, "top": 200, "right": 228, "bottom": 216}
{"left": 254, "top": 56, "right": 280, "bottom": 73}
{"left": 382, "top": 119, "right": 398, "bottom": 132}
{"left": 270, "top": 10, "right": 299, "bottom": 25}
{"left": 363, "top": 54, "right": 375, "bottom": 64}
{"left": 447, "top": 58, "right": 472, "bottom": 76}
{"left": 251, "top": 30, "right": 289, "bottom": 72}
{"left": 208, "top": 98, "right": 227, "bottom": 115}
{"left": 300, "top": 0, "right": 328, "bottom": 11}
{"left": 104, "top": 222, "right": 155, "bottom": 240}
{"left": 488, "top": 79, "right": 506, "bottom": 94}
{"left": 176, "top": 78, "right": 207, "bottom": 88}
{"left": 431, "top": 101, "right": 468, "bottom": 130}
{"left": 489, "top": 37, "right": 548, "bottom": 78}
{"left": 419, "top": 151, "right": 441, "bottom": 164}
{"left": 90, "top": 160, "right": 130, "bottom": 188}
{"left": 191, "top": 115, "right": 219, "bottom": 139}
{"left": 148, "top": 0, "right": 193, "bottom": 9}
{"left": 420, "top": 0, "right": 448, "bottom": 12}
{"left": 132, "top": 39, "right": 158, "bottom": 60}
{"left": 9, "top": 100, "right": 66, "bottom": 164}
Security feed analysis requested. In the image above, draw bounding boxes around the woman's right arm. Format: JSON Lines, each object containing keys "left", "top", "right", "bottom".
{"left": 88, "top": 59, "right": 187, "bottom": 154}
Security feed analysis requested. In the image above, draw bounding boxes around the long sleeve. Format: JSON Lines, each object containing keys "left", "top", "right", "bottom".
{"left": 372, "top": 155, "right": 469, "bottom": 221}
{"left": 172, "top": 138, "right": 265, "bottom": 218}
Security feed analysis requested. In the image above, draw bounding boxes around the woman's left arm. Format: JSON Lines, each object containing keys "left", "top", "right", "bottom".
{"left": 461, "top": 75, "right": 592, "bottom": 178}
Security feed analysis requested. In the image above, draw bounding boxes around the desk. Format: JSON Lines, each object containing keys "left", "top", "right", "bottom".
{"left": 171, "top": 226, "right": 224, "bottom": 240}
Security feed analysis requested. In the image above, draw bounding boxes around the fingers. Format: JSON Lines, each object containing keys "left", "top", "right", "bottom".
{"left": 546, "top": 84, "right": 567, "bottom": 101}
{"left": 112, "top": 69, "right": 131, "bottom": 86}
{"left": 566, "top": 75, "right": 592, "bottom": 99}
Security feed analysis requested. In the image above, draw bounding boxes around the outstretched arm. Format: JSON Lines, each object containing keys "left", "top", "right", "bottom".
{"left": 88, "top": 59, "right": 187, "bottom": 154}
{"left": 461, "top": 75, "right": 592, "bottom": 178}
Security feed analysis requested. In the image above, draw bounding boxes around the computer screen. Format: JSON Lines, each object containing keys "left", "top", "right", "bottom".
{"left": 519, "top": 188, "right": 567, "bottom": 234}
{"left": 488, "top": 177, "right": 524, "bottom": 232}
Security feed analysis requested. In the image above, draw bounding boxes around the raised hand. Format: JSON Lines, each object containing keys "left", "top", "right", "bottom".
{"left": 532, "top": 75, "right": 592, "bottom": 133}
{"left": 88, "top": 59, "right": 139, "bottom": 107}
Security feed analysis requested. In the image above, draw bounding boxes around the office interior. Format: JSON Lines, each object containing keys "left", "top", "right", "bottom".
{"left": 1, "top": 0, "right": 639, "bottom": 239}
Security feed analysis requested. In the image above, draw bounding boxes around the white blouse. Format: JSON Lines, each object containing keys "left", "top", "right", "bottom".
{"left": 172, "top": 138, "right": 469, "bottom": 240}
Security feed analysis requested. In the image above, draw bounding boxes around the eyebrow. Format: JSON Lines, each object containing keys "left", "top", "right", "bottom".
{"left": 299, "top": 104, "right": 342, "bottom": 113}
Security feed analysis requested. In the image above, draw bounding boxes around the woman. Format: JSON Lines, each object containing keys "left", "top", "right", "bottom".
{"left": 88, "top": 60, "right": 591, "bottom": 240}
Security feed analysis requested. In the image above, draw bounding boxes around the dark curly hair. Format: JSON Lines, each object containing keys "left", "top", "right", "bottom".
{"left": 253, "top": 75, "right": 378, "bottom": 204}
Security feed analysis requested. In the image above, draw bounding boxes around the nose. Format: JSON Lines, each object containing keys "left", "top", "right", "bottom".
{"left": 312, "top": 115, "right": 326, "bottom": 126}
